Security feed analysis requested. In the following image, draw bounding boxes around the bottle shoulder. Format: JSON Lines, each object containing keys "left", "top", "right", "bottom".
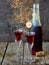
{"left": 32, "top": 19, "right": 41, "bottom": 26}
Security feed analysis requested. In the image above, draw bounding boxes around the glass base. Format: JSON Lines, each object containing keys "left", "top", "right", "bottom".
{"left": 24, "top": 57, "right": 35, "bottom": 63}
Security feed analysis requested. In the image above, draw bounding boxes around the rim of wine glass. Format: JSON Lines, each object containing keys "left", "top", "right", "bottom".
{"left": 29, "top": 32, "right": 35, "bottom": 35}
{"left": 24, "top": 31, "right": 35, "bottom": 36}
{"left": 14, "top": 29, "right": 23, "bottom": 33}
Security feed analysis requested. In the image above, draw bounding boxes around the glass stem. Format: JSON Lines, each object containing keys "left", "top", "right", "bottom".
{"left": 28, "top": 44, "right": 32, "bottom": 59}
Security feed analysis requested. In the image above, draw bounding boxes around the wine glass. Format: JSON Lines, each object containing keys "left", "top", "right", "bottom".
{"left": 14, "top": 29, "right": 23, "bottom": 63}
{"left": 14, "top": 29, "right": 23, "bottom": 47}
{"left": 24, "top": 32, "right": 35, "bottom": 63}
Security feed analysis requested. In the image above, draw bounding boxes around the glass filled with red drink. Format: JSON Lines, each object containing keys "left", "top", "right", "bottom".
{"left": 14, "top": 29, "right": 23, "bottom": 63}
{"left": 14, "top": 29, "right": 23, "bottom": 47}
{"left": 25, "top": 32, "right": 35, "bottom": 63}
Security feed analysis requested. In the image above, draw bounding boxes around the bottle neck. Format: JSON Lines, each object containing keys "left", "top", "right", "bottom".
{"left": 32, "top": 3, "right": 41, "bottom": 26}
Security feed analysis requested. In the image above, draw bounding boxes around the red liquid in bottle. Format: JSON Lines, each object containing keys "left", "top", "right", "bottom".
{"left": 14, "top": 30, "right": 23, "bottom": 41}
{"left": 31, "top": 26, "right": 42, "bottom": 55}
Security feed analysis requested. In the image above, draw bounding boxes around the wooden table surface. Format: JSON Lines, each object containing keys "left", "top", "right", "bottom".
{"left": 0, "top": 42, "right": 49, "bottom": 65}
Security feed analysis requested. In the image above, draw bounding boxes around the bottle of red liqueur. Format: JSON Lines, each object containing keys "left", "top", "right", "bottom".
{"left": 31, "top": 3, "right": 42, "bottom": 55}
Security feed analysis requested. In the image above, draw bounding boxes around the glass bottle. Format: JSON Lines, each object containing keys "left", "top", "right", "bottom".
{"left": 31, "top": 2, "right": 42, "bottom": 55}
